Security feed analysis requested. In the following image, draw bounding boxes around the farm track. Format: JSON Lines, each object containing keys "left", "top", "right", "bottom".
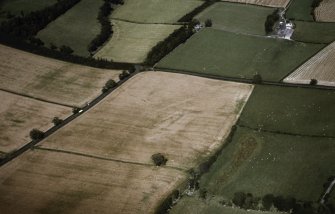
{"left": 110, "top": 17, "right": 185, "bottom": 25}
{"left": 33, "top": 146, "right": 186, "bottom": 172}
{"left": 0, "top": 87, "right": 73, "bottom": 108}
{"left": 0, "top": 70, "right": 139, "bottom": 167}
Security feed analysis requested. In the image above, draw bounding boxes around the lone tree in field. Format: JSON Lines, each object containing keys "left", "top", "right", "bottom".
{"left": 151, "top": 153, "right": 168, "bottom": 166}
{"left": 52, "top": 117, "right": 63, "bottom": 126}
{"left": 102, "top": 79, "right": 117, "bottom": 93}
{"left": 30, "top": 129, "right": 45, "bottom": 141}
{"left": 252, "top": 74, "right": 263, "bottom": 84}
{"left": 205, "top": 19, "right": 212, "bottom": 27}
{"left": 310, "top": 79, "right": 318, "bottom": 85}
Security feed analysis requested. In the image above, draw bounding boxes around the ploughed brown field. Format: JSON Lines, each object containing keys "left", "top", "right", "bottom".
{"left": 315, "top": 0, "right": 335, "bottom": 22}
{"left": 0, "top": 90, "right": 71, "bottom": 157}
{"left": 220, "top": 0, "right": 291, "bottom": 8}
{"left": 0, "top": 71, "right": 253, "bottom": 213}
{"left": 0, "top": 44, "right": 121, "bottom": 107}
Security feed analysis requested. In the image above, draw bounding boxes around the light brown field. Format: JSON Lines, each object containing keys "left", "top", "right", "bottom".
{"left": 220, "top": 0, "right": 291, "bottom": 7}
{"left": 315, "top": 0, "right": 335, "bottom": 22}
{"left": 0, "top": 91, "right": 71, "bottom": 156}
{"left": 0, "top": 150, "right": 186, "bottom": 214}
{"left": 0, "top": 44, "right": 121, "bottom": 107}
{"left": 284, "top": 42, "right": 335, "bottom": 86}
{"left": 39, "top": 71, "right": 254, "bottom": 169}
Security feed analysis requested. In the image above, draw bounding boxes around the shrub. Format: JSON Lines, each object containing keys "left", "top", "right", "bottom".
{"left": 30, "top": 129, "right": 45, "bottom": 140}
{"left": 205, "top": 19, "right": 212, "bottom": 27}
{"left": 233, "top": 192, "right": 246, "bottom": 207}
{"left": 52, "top": 117, "right": 63, "bottom": 126}
{"left": 262, "top": 194, "right": 274, "bottom": 210}
{"left": 151, "top": 153, "right": 167, "bottom": 166}
{"left": 72, "top": 107, "right": 81, "bottom": 114}
{"left": 119, "top": 70, "right": 130, "bottom": 80}
{"left": 252, "top": 74, "right": 263, "bottom": 84}
{"left": 102, "top": 79, "right": 117, "bottom": 93}
{"left": 310, "top": 79, "right": 318, "bottom": 85}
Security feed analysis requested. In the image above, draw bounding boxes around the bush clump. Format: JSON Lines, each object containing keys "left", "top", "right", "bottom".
{"left": 52, "top": 117, "right": 63, "bottom": 126}
{"left": 151, "top": 153, "right": 168, "bottom": 166}
{"left": 102, "top": 79, "right": 117, "bottom": 93}
{"left": 30, "top": 129, "right": 45, "bottom": 140}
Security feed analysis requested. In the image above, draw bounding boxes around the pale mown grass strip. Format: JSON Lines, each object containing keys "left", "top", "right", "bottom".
{"left": 111, "top": 0, "right": 203, "bottom": 23}
{"left": 0, "top": 44, "right": 121, "bottom": 107}
{"left": 284, "top": 41, "right": 335, "bottom": 86}
{"left": 94, "top": 20, "right": 180, "bottom": 63}
{"left": 220, "top": 0, "right": 291, "bottom": 8}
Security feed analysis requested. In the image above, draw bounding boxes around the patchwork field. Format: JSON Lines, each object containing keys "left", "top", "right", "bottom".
{"left": 284, "top": 42, "right": 335, "bottom": 86}
{"left": 196, "top": 2, "right": 275, "bottom": 35}
{"left": 94, "top": 20, "right": 180, "bottom": 63}
{"left": 0, "top": 44, "right": 121, "bottom": 107}
{"left": 239, "top": 85, "right": 335, "bottom": 137}
{"left": 220, "top": 0, "right": 291, "bottom": 8}
{"left": 157, "top": 28, "right": 324, "bottom": 82}
{"left": 315, "top": 0, "right": 335, "bottom": 22}
{"left": 36, "top": 0, "right": 103, "bottom": 56}
{"left": 0, "top": 90, "right": 71, "bottom": 157}
{"left": 199, "top": 127, "right": 335, "bottom": 201}
{"left": 111, "top": 0, "right": 203, "bottom": 23}
{"left": 0, "top": 149, "right": 187, "bottom": 214}
{"left": 286, "top": 0, "right": 314, "bottom": 21}
{"left": 292, "top": 21, "right": 335, "bottom": 44}
{"left": 38, "top": 71, "right": 253, "bottom": 169}
{"left": 0, "top": 0, "right": 57, "bottom": 21}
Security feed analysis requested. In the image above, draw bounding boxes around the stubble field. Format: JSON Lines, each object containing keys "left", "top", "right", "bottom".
{"left": 0, "top": 44, "right": 121, "bottom": 107}
{"left": 0, "top": 91, "right": 71, "bottom": 157}
{"left": 284, "top": 41, "right": 335, "bottom": 86}
{"left": 315, "top": 0, "right": 335, "bottom": 22}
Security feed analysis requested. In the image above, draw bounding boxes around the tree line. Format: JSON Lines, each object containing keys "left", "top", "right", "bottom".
{"left": 88, "top": 0, "right": 124, "bottom": 54}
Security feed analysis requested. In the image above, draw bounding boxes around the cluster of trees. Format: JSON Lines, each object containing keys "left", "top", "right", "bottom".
{"left": 88, "top": 0, "right": 124, "bottom": 54}
{"left": 265, "top": 9, "right": 280, "bottom": 34}
{"left": 145, "top": 20, "right": 198, "bottom": 66}
{"left": 0, "top": 0, "right": 80, "bottom": 39}
{"left": 178, "top": 0, "right": 217, "bottom": 22}
{"left": 231, "top": 192, "right": 334, "bottom": 214}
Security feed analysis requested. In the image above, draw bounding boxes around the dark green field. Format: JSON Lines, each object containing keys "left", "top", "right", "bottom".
{"left": 200, "top": 127, "right": 335, "bottom": 202}
{"left": 156, "top": 28, "right": 324, "bottom": 82}
{"left": 292, "top": 21, "right": 335, "bottom": 44}
{"left": 239, "top": 85, "right": 335, "bottom": 137}
{"left": 195, "top": 2, "right": 274, "bottom": 35}
{"left": 36, "top": 0, "right": 103, "bottom": 56}
{"left": 286, "top": 0, "right": 314, "bottom": 21}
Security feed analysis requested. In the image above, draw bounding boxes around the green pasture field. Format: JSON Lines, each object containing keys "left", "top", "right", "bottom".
{"left": 94, "top": 20, "right": 180, "bottom": 63}
{"left": 286, "top": 0, "right": 314, "bottom": 21}
{"left": 292, "top": 21, "right": 335, "bottom": 44}
{"left": 171, "top": 196, "right": 276, "bottom": 214}
{"left": 156, "top": 28, "right": 324, "bottom": 82}
{"left": 111, "top": 0, "right": 203, "bottom": 23}
{"left": 36, "top": 0, "right": 103, "bottom": 57}
{"left": 0, "top": 0, "right": 57, "bottom": 21}
{"left": 239, "top": 85, "right": 335, "bottom": 137}
{"left": 195, "top": 2, "right": 275, "bottom": 35}
{"left": 199, "top": 127, "right": 335, "bottom": 202}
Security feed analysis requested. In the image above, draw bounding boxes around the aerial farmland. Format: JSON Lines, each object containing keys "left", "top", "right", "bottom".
{"left": 0, "top": 0, "right": 335, "bottom": 213}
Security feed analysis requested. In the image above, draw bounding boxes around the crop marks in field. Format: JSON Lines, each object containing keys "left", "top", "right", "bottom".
{"left": 220, "top": 0, "right": 291, "bottom": 8}
{"left": 196, "top": 2, "right": 275, "bottom": 35}
{"left": 36, "top": 0, "right": 103, "bottom": 56}
{"left": 111, "top": 0, "right": 203, "bottom": 23}
{"left": 156, "top": 28, "right": 324, "bottom": 82}
{"left": 284, "top": 42, "right": 335, "bottom": 86}
{"left": 94, "top": 20, "right": 180, "bottom": 63}
{"left": 315, "top": 0, "right": 335, "bottom": 22}
{"left": 0, "top": 91, "right": 71, "bottom": 156}
{"left": 0, "top": 44, "right": 121, "bottom": 107}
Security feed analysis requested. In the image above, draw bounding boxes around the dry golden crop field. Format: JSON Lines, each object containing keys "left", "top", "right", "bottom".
{"left": 0, "top": 90, "right": 71, "bottom": 157}
{"left": 0, "top": 150, "right": 187, "bottom": 214}
{"left": 0, "top": 44, "right": 121, "bottom": 107}
{"left": 315, "top": 0, "right": 335, "bottom": 22}
{"left": 284, "top": 42, "right": 335, "bottom": 86}
{"left": 38, "top": 71, "right": 254, "bottom": 169}
{"left": 220, "top": 0, "right": 291, "bottom": 8}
